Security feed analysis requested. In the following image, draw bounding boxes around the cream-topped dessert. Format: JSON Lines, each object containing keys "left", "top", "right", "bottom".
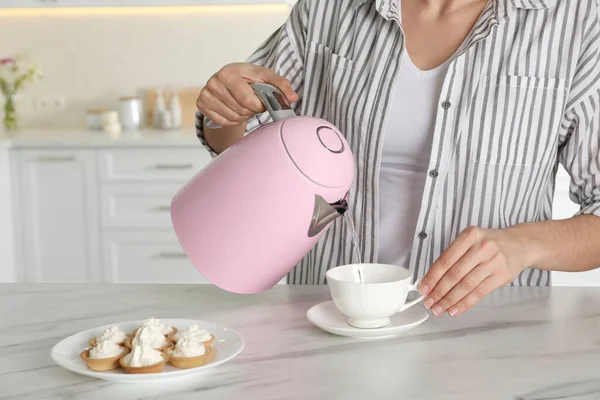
{"left": 172, "top": 337, "right": 206, "bottom": 358}
{"left": 171, "top": 325, "right": 212, "bottom": 343}
{"left": 132, "top": 325, "right": 168, "bottom": 349}
{"left": 81, "top": 340, "right": 129, "bottom": 372}
{"left": 97, "top": 326, "right": 128, "bottom": 344}
{"left": 89, "top": 340, "right": 126, "bottom": 359}
{"left": 167, "top": 336, "right": 212, "bottom": 369}
{"left": 141, "top": 318, "right": 174, "bottom": 335}
{"left": 80, "top": 319, "right": 216, "bottom": 373}
{"left": 122, "top": 344, "right": 164, "bottom": 367}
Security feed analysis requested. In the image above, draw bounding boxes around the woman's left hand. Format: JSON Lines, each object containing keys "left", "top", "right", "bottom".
{"left": 418, "top": 226, "right": 538, "bottom": 317}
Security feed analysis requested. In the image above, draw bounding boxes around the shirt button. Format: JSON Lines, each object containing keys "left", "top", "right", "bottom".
{"left": 441, "top": 100, "right": 451, "bottom": 109}
{"left": 418, "top": 232, "right": 428, "bottom": 240}
{"left": 429, "top": 170, "right": 439, "bottom": 178}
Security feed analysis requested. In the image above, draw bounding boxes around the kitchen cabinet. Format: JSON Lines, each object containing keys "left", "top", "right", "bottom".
{"left": 6, "top": 140, "right": 208, "bottom": 284}
{"left": 15, "top": 149, "right": 101, "bottom": 282}
{"left": 98, "top": 148, "right": 208, "bottom": 183}
{"left": 1, "top": 129, "right": 289, "bottom": 285}
{"left": 102, "top": 231, "right": 207, "bottom": 283}
{"left": 100, "top": 183, "right": 180, "bottom": 229}
{"left": 0, "top": 146, "right": 15, "bottom": 282}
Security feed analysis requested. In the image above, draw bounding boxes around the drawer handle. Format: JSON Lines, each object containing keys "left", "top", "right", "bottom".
{"left": 156, "top": 205, "right": 171, "bottom": 212}
{"left": 155, "top": 163, "right": 193, "bottom": 170}
{"left": 158, "top": 252, "right": 188, "bottom": 258}
{"left": 37, "top": 156, "right": 76, "bottom": 162}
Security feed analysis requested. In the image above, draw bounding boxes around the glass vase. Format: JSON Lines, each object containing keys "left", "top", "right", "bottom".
{"left": 3, "top": 94, "right": 17, "bottom": 132}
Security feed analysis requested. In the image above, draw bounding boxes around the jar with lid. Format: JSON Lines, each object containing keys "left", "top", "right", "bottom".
{"left": 118, "top": 96, "right": 142, "bottom": 132}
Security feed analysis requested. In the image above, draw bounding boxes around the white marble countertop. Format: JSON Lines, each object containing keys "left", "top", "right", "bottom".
{"left": 0, "top": 128, "right": 200, "bottom": 148}
{"left": 1, "top": 284, "right": 600, "bottom": 400}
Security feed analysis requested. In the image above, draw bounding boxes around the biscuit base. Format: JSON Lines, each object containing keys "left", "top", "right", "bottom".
{"left": 80, "top": 348, "right": 128, "bottom": 372}
{"left": 119, "top": 354, "right": 168, "bottom": 374}
{"left": 166, "top": 346, "right": 212, "bottom": 369}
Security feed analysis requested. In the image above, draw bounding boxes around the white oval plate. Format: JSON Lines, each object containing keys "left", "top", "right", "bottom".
{"left": 51, "top": 319, "right": 244, "bottom": 384}
{"left": 307, "top": 301, "right": 429, "bottom": 339}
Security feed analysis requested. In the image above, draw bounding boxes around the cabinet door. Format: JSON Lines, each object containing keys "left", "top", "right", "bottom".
{"left": 102, "top": 231, "right": 288, "bottom": 285}
{"left": 17, "top": 150, "right": 101, "bottom": 282}
{"left": 98, "top": 148, "right": 209, "bottom": 183}
{"left": 0, "top": 148, "right": 16, "bottom": 282}
{"left": 100, "top": 183, "right": 180, "bottom": 229}
{"left": 102, "top": 231, "right": 209, "bottom": 283}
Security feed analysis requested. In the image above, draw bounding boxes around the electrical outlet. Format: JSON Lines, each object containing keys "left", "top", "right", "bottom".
{"left": 33, "top": 96, "right": 67, "bottom": 112}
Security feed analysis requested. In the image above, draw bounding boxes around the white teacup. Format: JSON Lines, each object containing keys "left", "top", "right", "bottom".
{"left": 326, "top": 263, "right": 425, "bottom": 329}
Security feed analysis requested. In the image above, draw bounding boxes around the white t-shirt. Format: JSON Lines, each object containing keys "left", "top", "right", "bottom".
{"left": 377, "top": 49, "right": 450, "bottom": 267}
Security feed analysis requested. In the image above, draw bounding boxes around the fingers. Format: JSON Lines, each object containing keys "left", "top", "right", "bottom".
{"left": 251, "top": 66, "right": 299, "bottom": 103}
{"left": 226, "top": 84, "right": 265, "bottom": 114}
{"left": 214, "top": 66, "right": 265, "bottom": 114}
{"left": 219, "top": 86, "right": 257, "bottom": 118}
{"left": 428, "top": 254, "right": 500, "bottom": 316}
{"left": 266, "top": 69, "right": 300, "bottom": 103}
{"left": 419, "top": 226, "right": 482, "bottom": 296}
{"left": 201, "top": 108, "right": 238, "bottom": 128}
{"left": 423, "top": 243, "right": 493, "bottom": 313}
{"left": 197, "top": 63, "right": 299, "bottom": 127}
{"left": 447, "top": 275, "right": 500, "bottom": 317}
{"left": 198, "top": 89, "right": 244, "bottom": 127}
{"left": 197, "top": 90, "right": 242, "bottom": 127}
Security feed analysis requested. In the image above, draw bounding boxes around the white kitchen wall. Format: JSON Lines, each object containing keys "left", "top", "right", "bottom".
{"left": 0, "top": 5, "right": 290, "bottom": 127}
{"left": 0, "top": 146, "right": 15, "bottom": 282}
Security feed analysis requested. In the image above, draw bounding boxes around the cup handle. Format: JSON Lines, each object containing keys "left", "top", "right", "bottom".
{"left": 398, "top": 279, "right": 426, "bottom": 312}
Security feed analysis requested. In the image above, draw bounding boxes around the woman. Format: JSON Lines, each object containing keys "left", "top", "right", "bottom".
{"left": 195, "top": 0, "right": 600, "bottom": 317}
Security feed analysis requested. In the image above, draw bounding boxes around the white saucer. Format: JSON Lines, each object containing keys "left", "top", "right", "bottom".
{"left": 307, "top": 301, "right": 429, "bottom": 339}
{"left": 51, "top": 319, "right": 244, "bottom": 384}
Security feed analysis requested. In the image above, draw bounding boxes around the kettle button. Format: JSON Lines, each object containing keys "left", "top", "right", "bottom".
{"left": 316, "top": 126, "right": 344, "bottom": 153}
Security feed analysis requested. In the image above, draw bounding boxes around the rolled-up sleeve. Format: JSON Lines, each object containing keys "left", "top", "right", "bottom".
{"left": 195, "top": 0, "right": 308, "bottom": 157}
{"left": 558, "top": 9, "right": 600, "bottom": 218}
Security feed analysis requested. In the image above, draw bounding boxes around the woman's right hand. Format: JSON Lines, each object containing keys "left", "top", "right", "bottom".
{"left": 197, "top": 63, "right": 299, "bottom": 127}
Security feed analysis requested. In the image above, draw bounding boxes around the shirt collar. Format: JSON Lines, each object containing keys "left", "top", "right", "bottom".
{"left": 353, "top": 0, "right": 557, "bottom": 19}
{"left": 352, "top": 0, "right": 399, "bottom": 20}
{"left": 509, "top": 0, "right": 557, "bottom": 10}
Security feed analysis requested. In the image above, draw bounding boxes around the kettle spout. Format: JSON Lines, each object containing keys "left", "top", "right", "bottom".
{"left": 307, "top": 194, "right": 349, "bottom": 238}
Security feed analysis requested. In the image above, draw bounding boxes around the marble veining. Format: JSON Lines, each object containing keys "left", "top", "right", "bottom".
{"left": 1, "top": 284, "right": 599, "bottom": 399}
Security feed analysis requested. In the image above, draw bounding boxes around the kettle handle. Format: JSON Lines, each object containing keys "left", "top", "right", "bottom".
{"left": 251, "top": 83, "right": 296, "bottom": 121}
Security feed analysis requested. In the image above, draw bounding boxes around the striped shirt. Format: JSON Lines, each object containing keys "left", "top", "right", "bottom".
{"left": 196, "top": 0, "right": 600, "bottom": 286}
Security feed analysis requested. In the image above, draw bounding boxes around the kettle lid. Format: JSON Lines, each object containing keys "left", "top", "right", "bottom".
{"left": 280, "top": 117, "right": 354, "bottom": 188}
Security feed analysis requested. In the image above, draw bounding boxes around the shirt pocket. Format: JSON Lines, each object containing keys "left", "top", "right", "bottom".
{"left": 304, "top": 40, "right": 356, "bottom": 123}
{"left": 470, "top": 75, "right": 568, "bottom": 168}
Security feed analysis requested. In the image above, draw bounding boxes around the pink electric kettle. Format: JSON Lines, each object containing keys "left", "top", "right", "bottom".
{"left": 170, "top": 83, "right": 354, "bottom": 294}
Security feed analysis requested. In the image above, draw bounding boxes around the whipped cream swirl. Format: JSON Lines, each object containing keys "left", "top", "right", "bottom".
{"left": 172, "top": 325, "right": 212, "bottom": 342}
{"left": 97, "top": 326, "right": 128, "bottom": 344}
{"left": 172, "top": 337, "right": 207, "bottom": 358}
{"left": 122, "top": 344, "right": 164, "bottom": 367}
{"left": 133, "top": 325, "right": 168, "bottom": 349}
{"left": 142, "top": 318, "right": 174, "bottom": 335}
{"left": 89, "top": 340, "right": 125, "bottom": 359}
